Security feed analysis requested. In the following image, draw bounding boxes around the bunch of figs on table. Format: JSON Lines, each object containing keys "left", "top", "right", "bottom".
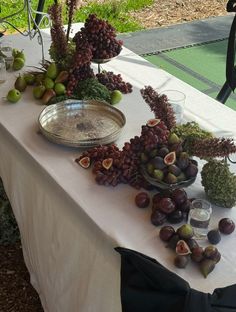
{"left": 141, "top": 130, "right": 198, "bottom": 185}
{"left": 135, "top": 188, "right": 192, "bottom": 226}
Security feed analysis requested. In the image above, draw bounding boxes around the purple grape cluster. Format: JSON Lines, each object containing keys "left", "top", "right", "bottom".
{"left": 96, "top": 71, "right": 132, "bottom": 94}
{"left": 76, "top": 120, "right": 170, "bottom": 188}
{"left": 81, "top": 14, "right": 123, "bottom": 59}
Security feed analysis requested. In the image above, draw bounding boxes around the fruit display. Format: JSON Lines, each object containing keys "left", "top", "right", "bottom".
{"left": 218, "top": 218, "right": 235, "bottom": 234}
{"left": 159, "top": 224, "right": 222, "bottom": 277}
{"left": 150, "top": 188, "right": 192, "bottom": 226}
{"left": 201, "top": 159, "right": 236, "bottom": 208}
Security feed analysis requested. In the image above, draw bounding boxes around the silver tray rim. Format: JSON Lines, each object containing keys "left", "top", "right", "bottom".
{"left": 38, "top": 99, "right": 126, "bottom": 148}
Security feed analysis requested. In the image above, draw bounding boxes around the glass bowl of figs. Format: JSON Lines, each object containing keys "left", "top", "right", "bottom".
{"left": 140, "top": 144, "right": 198, "bottom": 191}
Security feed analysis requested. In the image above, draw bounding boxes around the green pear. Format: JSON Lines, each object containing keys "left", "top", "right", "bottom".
{"left": 33, "top": 85, "right": 46, "bottom": 99}
{"left": 54, "top": 83, "right": 66, "bottom": 95}
{"left": 24, "top": 73, "right": 35, "bottom": 85}
{"left": 46, "top": 62, "right": 58, "bottom": 80}
{"left": 12, "top": 48, "right": 20, "bottom": 58}
{"left": 43, "top": 77, "right": 54, "bottom": 90}
{"left": 13, "top": 57, "right": 25, "bottom": 71}
{"left": 14, "top": 75, "right": 27, "bottom": 92}
{"left": 7, "top": 89, "right": 21, "bottom": 103}
{"left": 35, "top": 73, "right": 45, "bottom": 85}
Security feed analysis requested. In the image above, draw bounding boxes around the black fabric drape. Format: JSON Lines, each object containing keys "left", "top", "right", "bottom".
{"left": 115, "top": 247, "right": 236, "bottom": 312}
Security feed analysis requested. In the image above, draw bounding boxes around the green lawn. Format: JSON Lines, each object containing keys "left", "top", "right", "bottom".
{"left": 0, "top": 0, "right": 153, "bottom": 33}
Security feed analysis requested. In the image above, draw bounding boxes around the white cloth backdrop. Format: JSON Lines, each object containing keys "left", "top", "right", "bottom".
{"left": 0, "top": 32, "right": 236, "bottom": 312}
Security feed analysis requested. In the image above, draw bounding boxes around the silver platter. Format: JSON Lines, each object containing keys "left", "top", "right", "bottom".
{"left": 38, "top": 99, "right": 126, "bottom": 148}
{"left": 92, "top": 57, "right": 115, "bottom": 64}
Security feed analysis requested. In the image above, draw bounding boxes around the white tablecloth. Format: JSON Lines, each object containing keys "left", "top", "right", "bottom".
{"left": 0, "top": 32, "right": 236, "bottom": 312}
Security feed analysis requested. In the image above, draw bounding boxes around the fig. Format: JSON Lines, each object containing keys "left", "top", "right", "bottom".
{"left": 177, "top": 152, "right": 189, "bottom": 170}
{"left": 7, "top": 88, "right": 21, "bottom": 103}
{"left": 168, "top": 164, "right": 181, "bottom": 176}
{"left": 200, "top": 259, "right": 216, "bottom": 278}
{"left": 12, "top": 57, "right": 24, "bottom": 70}
{"left": 149, "top": 148, "right": 158, "bottom": 158}
{"left": 140, "top": 152, "right": 149, "bottom": 163}
{"left": 151, "top": 157, "right": 166, "bottom": 170}
{"left": 78, "top": 156, "right": 90, "bottom": 168}
{"left": 150, "top": 210, "right": 167, "bottom": 226}
{"left": 185, "top": 238, "right": 199, "bottom": 250}
{"left": 135, "top": 192, "right": 150, "bottom": 208}
{"left": 185, "top": 163, "right": 198, "bottom": 179}
{"left": 42, "top": 89, "right": 56, "bottom": 105}
{"left": 168, "top": 133, "right": 181, "bottom": 145}
{"left": 146, "top": 118, "right": 161, "bottom": 127}
{"left": 191, "top": 246, "right": 204, "bottom": 263}
{"left": 164, "top": 151, "right": 176, "bottom": 165}
{"left": 158, "top": 197, "right": 176, "bottom": 215}
{"left": 177, "top": 224, "right": 194, "bottom": 240}
{"left": 207, "top": 229, "right": 221, "bottom": 245}
{"left": 203, "top": 245, "right": 219, "bottom": 260}
{"left": 24, "top": 73, "right": 35, "bottom": 85}
{"left": 54, "top": 83, "right": 66, "bottom": 95}
{"left": 218, "top": 218, "right": 235, "bottom": 235}
{"left": 174, "top": 255, "right": 189, "bottom": 268}
{"left": 153, "top": 169, "right": 164, "bottom": 181}
{"left": 14, "top": 75, "right": 27, "bottom": 92}
{"left": 178, "top": 199, "right": 191, "bottom": 214}
{"left": 169, "top": 143, "right": 183, "bottom": 155}
{"left": 171, "top": 188, "right": 187, "bottom": 206}
{"left": 146, "top": 163, "right": 154, "bottom": 175}
{"left": 55, "top": 70, "right": 69, "bottom": 83}
{"left": 33, "top": 85, "right": 46, "bottom": 99}
{"left": 176, "top": 240, "right": 191, "bottom": 255}
{"left": 167, "top": 234, "right": 180, "bottom": 249}
{"left": 159, "top": 225, "right": 175, "bottom": 242}
{"left": 167, "top": 210, "right": 184, "bottom": 224}
{"left": 46, "top": 62, "right": 58, "bottom": 80}
{"left": 157, "top": 147, "right": 169, "bottom": 158}
{"left": 152, "top": 193, "right": 163, "bottom": 205}
{"left": 102, "top": 158, "right": 113, "bottom": 170}
{"left": 177, "top": 172, "right": 187, "bottom": 182}
{"left": 164, "top": 173, "right": 177, "bottom": 184}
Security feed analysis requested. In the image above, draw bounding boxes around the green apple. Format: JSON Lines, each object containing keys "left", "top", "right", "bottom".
{"left": 110, "top": 90, "right": 122, "bottom": 105}
{"left": 43, "top": 77, "right": 54, "bottom": 90}
{"left": 7, "top": 89, "right": 21, "bottom": 103}
{"left": 54, "top": 83, "right": 66, "bottom": 95}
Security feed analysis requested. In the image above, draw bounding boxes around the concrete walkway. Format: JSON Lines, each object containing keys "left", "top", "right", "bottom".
{"left": 118, "top": 14, "right": 235, "bottom": 55}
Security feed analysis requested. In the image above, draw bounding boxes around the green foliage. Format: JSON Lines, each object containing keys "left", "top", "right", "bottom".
{"left": 75, "top": 78, "right": 111, "bottom": 103}
{"left": 0, "top": 181, "right": 20, "bottom": 245}
{"left": 0, "top": 0, "right": 153, "bottom": 34}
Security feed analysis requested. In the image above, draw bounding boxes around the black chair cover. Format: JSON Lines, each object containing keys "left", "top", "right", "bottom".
{"left": 115, "top": 247, "right": 236, "bottom": 312}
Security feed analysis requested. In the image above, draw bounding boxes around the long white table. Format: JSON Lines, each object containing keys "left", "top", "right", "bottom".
{"left": 1, "top": 32, "right": 236, "bottom": 312}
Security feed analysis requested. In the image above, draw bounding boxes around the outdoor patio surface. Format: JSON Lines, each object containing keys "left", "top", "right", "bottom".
{"left": 119, "top": 14, "right": 236, "bottom": 110}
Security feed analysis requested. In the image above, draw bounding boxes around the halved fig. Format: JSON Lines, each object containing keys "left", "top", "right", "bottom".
{"left": 164, "top": 151, "right": 176, "bottom": 165}
{"left": 175, "top": 240, "right": 191, "bottom": 255}
{"left": 78, "top": 156, "right": 90, "bottom": 169}
{"left": 147, "top": 118, "right": 161, "bottom": 127}
{"left": 102, "top": 158, "right": 113, "bottom": 170}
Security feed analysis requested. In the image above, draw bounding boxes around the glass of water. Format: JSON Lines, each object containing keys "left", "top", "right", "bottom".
{"left": 162, "top": 90, "right": 186, "bottom": 124}
{"left": 0, "top": 57, "right": 6, "bottom": 84}
{"left": 0, "top": 40, "right": 13, "bottom": 70}
{"left": 188, "top": 199, "right": 212, "bottom": 239}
